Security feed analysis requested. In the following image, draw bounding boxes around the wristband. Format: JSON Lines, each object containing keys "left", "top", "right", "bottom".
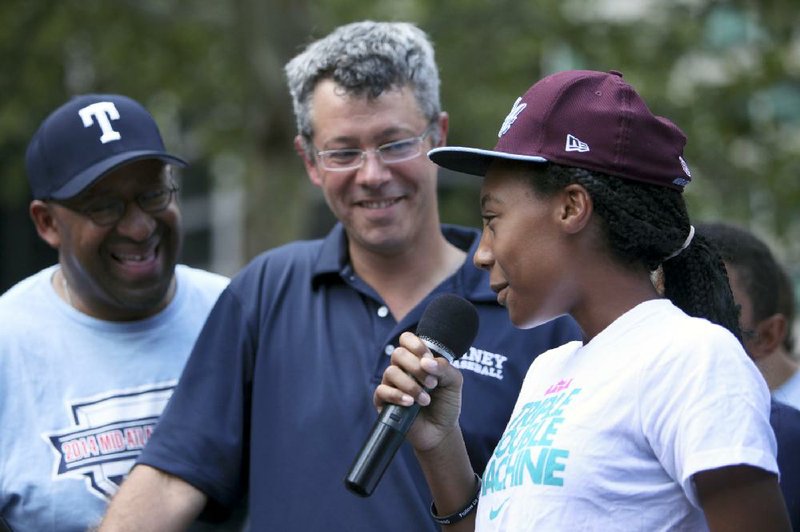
{"left": 430, "top": 473, "right": 481, "bottom": 525}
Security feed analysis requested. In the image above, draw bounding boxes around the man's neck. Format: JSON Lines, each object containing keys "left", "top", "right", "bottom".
{"left": 348, "top": 230, "right": 467, "bottom": 321}
{"left": 756, "top": 350, "right": 800, "bottom": 391}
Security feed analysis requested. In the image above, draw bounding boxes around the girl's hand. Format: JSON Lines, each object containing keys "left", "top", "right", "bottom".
{"left": 374, "top": 331, "right": 465, "bottom": 452}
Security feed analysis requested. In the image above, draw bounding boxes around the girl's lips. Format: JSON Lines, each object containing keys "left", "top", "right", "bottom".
{"left": 492, "top": 284, "right": 509, "bottom": 306}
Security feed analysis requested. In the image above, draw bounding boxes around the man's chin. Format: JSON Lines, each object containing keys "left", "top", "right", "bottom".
{"left": 111, "top": 283, "right": 174, "bottom": 316}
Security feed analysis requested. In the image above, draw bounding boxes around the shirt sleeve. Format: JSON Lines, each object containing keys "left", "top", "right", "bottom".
{"left": 638, "top": 321, "right": 777, "bottom": 509}
{"left": 136, "top": 286, "right": 254, "bottom": 514}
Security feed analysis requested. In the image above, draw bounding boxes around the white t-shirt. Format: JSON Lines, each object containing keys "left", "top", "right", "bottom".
{"left": 0, "top": 265, "right": 229, "bottom": 532}
{"left": 475, "top": 299, "right": 777, "bottom": 532}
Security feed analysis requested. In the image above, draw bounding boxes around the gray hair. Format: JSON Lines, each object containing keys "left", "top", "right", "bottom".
{"left": 285, "top": 20, "right": 442, "bottom": 152}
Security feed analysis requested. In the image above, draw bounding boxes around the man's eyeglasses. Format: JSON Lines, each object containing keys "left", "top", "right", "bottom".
{"left": 58, "top": 185, "right": 180, "bottom": 226}
{"left": 314, "top": 125, "right": 436, "bottom": 172}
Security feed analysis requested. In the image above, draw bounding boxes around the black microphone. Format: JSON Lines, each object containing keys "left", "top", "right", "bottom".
{"left": 344, "top": 293, "right": 480, "bottom": 497}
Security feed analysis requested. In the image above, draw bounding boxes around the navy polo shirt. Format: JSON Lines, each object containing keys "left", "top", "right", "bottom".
{"left": 138, "top": 223, "right": 581, "bottom": 531}
{"left": 770, "top": 399, "right": 800, "bottom": 529}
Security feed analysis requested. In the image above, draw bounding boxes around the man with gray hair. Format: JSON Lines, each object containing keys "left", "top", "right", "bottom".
{"left": 100, "top": 21, "right": 579, "bottom": 531}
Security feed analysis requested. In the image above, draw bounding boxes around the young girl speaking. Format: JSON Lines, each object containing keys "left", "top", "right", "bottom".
{"left": 375, "top": 70, "right": 790, "bottom": 531}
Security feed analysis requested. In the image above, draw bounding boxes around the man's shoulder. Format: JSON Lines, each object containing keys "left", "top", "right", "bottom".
{"left": 773, "top": 370, "right": 800, "bottom": 411}
{"left": 173, "top": 265, "right": 231, "bottom": 308}
{"left": 237, "top": 238, "right": 326, "bottom": 276}
{"left": 0, "top": 267, "right": 54, "bottom": 310}
{"left": 442, "top": 223, "right": 480, "bottom": 250}
{"left": 212, "top": 238, "right": 329, "bottom": 308}
{"left": 771, "top": 399, "right": 800, "bottom": 441}
{"left": 175, "top": 264, "right": 230, "bottom": 287}
{"left": 0, "top": 268, "right": 59, "bottom": 348}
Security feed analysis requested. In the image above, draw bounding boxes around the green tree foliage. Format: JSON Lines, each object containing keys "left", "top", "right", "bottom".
{"left": 2, "top": 0, "right": 798, "bottom": 274}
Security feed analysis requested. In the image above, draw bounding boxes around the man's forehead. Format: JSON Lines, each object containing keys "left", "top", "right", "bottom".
{"left": 312, "top": 80, "right": 423, "bottom": 117}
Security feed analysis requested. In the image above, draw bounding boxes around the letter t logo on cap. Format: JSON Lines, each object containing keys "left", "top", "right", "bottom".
{"left": 78, "top": 102, "right": 122, "bottom": 144}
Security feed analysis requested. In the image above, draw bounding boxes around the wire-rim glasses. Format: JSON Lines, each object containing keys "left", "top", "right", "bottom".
{"left": 314, "top": 124, "right": 436, "bottom": 172}
{"left": 57, "top": 185, "right": 180, "bottom": 226}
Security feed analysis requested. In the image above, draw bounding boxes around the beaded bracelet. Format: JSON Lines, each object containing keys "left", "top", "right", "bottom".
{"left": 430, "top": 473, "right": 482, "bottom": 525}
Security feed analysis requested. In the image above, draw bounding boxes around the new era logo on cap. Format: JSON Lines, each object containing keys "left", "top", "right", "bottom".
{"left": 25, "top": 94, "right": 186, "bottom": 200}
{"left": 429, "top": 69, "right": 692, "bottom": 192}
{"left": 565, "top": 134, "right": 590, "bottom": 153}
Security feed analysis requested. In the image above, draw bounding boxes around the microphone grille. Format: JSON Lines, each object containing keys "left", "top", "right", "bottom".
{"left": 415, "top": 294, "right": 479, "bottom": 362}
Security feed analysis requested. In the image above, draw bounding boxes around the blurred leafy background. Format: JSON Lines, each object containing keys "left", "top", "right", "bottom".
{"left": 2, "top": 0, "right": 799, "bottom": 306}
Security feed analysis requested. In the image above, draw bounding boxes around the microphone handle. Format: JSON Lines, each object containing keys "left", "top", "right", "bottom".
{"left": 344, "top": 401, "right": 422, "bottom": 497}
{"left": 345, "top": 337, "right": 455, "bottom": 497}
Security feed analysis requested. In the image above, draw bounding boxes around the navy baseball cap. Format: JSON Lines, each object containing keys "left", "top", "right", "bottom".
{"left": 25, "top": 94, "right": 187, "bottom": 200}
{"left": 429, "top": 70, "right": 692, "bottom": 191}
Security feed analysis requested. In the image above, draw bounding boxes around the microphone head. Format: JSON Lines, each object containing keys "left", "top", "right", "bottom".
{"left": 415, "top": 294, "right": 479, "bottom": 362}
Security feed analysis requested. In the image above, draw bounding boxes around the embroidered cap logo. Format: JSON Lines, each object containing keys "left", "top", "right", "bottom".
{"left": 565, "top": 134, "right": 590, "bottom": 153}
{"left": 498, "top": 97, "right": 527, "bottom": 137}
{"left": 78, "top": 102, "right": 122, "bottom": 144}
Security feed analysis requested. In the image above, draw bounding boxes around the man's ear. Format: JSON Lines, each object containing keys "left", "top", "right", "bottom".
{"left": 558, "top": 183, "right": 593, "bottom": 234}
{"left": 29, "top": 200, "right": 61, "bottom": 249}
{"left": 294, "top": 135, "right": 322, "bottom": 187}
{"left": 749, "top": 313, "right": 788, "bottom": 360}
{"left": 433, "top": 112, "right": 449, "bottom": 148}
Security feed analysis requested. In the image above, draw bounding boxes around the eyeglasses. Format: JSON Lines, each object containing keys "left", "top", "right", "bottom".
{"left": 314, "top": 125, "right": 436, "bottom": 172}
{"left": 59, "top": 185, "right": 179, "bottom": 226}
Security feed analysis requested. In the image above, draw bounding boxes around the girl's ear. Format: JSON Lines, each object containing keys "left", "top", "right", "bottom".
{"left": 558, "top": 183, "right": 593, "bottom": 234}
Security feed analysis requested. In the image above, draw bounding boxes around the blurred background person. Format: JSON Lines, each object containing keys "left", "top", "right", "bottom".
{"left": 698, "top": 222, "right": 799, "bottom": 409}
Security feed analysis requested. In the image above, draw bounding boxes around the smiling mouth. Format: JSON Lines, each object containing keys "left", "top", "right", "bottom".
{"left": 111, "top": 249, "right": 157, "bottom": 264}
{"left": 356, "top": 197, "right": 402, "bottom": 209}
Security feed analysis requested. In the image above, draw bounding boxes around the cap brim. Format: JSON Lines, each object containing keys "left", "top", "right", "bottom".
{"left": 50, "top": 151, "right": 187, "bottom": 200}
{"left": 428, "top": 146, "right": 548, "bottom": 177}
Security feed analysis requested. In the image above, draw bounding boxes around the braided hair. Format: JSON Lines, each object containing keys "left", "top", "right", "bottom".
{"left": 526, "top": 163, "right": 743, "bottom": 342}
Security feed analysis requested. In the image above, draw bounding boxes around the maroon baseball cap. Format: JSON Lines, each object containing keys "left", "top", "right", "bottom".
{"left": 429, "top": 70, "right": 692, "bottom": 191}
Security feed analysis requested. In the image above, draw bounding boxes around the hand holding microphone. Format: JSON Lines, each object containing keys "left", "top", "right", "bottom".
{"left": 345, "top": 294, "right": 479, "bottom": 497}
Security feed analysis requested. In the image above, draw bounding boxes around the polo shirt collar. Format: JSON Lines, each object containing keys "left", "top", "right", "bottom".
{"left": 313, "top": 223, "right": 349, "bottom": 280}
{"left": 311, "top": 223, "right": 497, "bottom": 303}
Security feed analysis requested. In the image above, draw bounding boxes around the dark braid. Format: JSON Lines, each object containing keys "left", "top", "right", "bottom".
{"left": 662, "top": 238, "right": 742, "bottom": 342}
{"left": 528, "top": 163, "right": 742, "bottom": 341}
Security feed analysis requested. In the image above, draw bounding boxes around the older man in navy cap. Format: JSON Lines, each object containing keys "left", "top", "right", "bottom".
{"left": 0, "top": 94, "right": 229, "bottom": 531}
